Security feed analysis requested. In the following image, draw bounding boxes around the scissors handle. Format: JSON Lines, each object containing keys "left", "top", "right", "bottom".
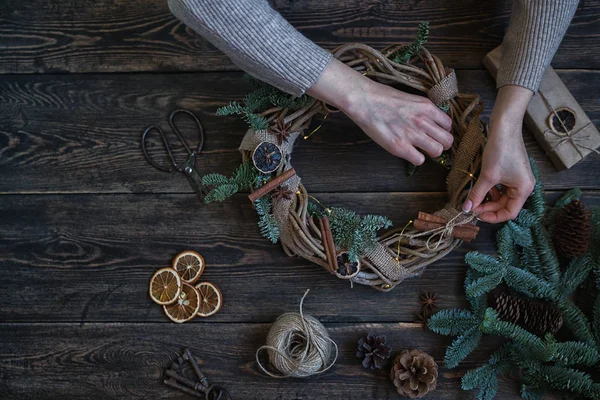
{"left": 169, "top": 109, "right": 205, "bottom": 157}
{"left": 142, "top": 126, "right": 177, "bottom": 173}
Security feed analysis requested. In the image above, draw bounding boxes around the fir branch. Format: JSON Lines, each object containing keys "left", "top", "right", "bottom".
{"left": 503, "top": 266, "right": 556, "bottom": 300}
{"left": 465, "top": 271, "right": 503, "bottom": 299}
{"left": 497, "top": 226, "right": 520, "bottom": 266}
{"left": 506, "top": 220, "right": 533, "bottom": 247}
{"left": 522, "top": 363, "right": 600, "bottom": 399}
{"left": 427, "top": 309, "right": 476, "bottom": 336}
{"left": 525, "top": 158, "right": 546, "bottom": 219}
{"left": 201, "top": 173, "right": 230, "bottom": 187}
{"left": 255, "top": 196, "right": 280, "bottom": 243}
{"left": 328, "top": 207, "right": 392, "bottom": 262}
{"left": 444, "top": 326, "right": 483, "bottom": 368}
{"left": 481, "top": 308, "right": 547, "bottom": 360}
{"left": 391, "top": 21, "right": 429, "bottom": 64}
{"left": 465, "top": 251, "right": 502, "bottom": 274}
{"left": 462, "top": 344, "right": 515, "bottom": 400}
{"left": 201, "top": 161, "right": 258, "bottom": 204}
{"left": 557, "top": 299, "right": 595, "bottom": 345}
{"left": 461, "top": 365, "right": 499, "bottom": 400}
{"left": 561, "top": 255, "right": 593, "bottom": 295}
{"left": 531, "top": 226, "right": 561, "bottom": 285}
{"left": 204, "top": 183, "right": 239, "bottom": 203}
{"left": 520, "top": 385, "right": 545, "bottom": 400}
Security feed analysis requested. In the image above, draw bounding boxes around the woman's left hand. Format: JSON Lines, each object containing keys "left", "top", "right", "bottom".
{"left": 462, "top": 85, "right": 536, "bottom": 223}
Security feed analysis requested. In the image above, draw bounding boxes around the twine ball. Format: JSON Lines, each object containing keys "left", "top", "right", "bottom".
{"left": 256, "top": 290, "right": 337, "bottom": 378}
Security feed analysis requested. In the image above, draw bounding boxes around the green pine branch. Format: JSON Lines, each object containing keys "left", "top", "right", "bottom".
{"left": 202, "top": 161, "right": 259, "bottom": 204}
{"left": 217, "top": 73, "right": 314, "bottom": 131}
{"left": 391, "top": 21, "right": 429, "bottom": 64}
{"left": 328, "top": 207, "right": 392, "bottom": 262}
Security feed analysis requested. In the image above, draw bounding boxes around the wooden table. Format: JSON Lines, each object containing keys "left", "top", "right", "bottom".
{"left": 1, "top": 1, "right": 599, "bottom": 399}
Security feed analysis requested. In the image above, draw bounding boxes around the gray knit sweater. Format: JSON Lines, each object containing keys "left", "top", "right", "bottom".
{"left": 168, "top": 0, "right": 579, "bottom": 97}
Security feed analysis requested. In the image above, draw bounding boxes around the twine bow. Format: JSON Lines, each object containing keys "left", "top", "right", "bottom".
{"left": 544, "top": 122, "right": 600, "bottom": 158}
{"left": 541, "top": 92, "right": 600, "bottom": 158}
{"left": 422, "top": 212, "right": 477, "bottom": 250}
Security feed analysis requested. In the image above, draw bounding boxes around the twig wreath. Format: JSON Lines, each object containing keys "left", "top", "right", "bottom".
{"left": 203, "top": 23, "right": 486, "bottom": 291}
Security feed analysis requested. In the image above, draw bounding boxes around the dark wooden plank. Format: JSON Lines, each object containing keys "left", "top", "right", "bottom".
{"left": 1, "top": 0, "right": 599, "bottom": 73}
{"left": 1, "top": 191, "right": 598, "bottom": 323}
{"left": 0, "top": 322, "right": 519, "bottom": 399}
{"left": 1, "top": 70, "right": 599, "bottom": 194}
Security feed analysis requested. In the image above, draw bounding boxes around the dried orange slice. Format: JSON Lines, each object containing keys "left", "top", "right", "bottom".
{"left": 163, "top": 283, "right": 200, "bottom": 323}
{"left": 149, "top": 267, "right": 182, "bottom": 305}
{"left": 172, "top": 250, "right": 205, "bottom": 284}
{"left": 195, "top": 282, "right": 223, "bottom": 317}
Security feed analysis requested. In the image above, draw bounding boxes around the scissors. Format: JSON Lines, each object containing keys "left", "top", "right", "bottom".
{"left": 142, "top": 109, "right": 208, "bottom": 201}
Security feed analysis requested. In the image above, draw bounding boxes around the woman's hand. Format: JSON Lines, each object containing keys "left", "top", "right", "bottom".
{"left": 462, "top": 85, "right": 536, "bottom": 223}
{"left": 307, "top": 58, "right": 453, "bottom": 165}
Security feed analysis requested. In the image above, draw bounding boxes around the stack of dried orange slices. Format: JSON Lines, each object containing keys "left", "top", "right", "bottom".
{"left": 149, "top": 250, "right": 223, "bottom": 323}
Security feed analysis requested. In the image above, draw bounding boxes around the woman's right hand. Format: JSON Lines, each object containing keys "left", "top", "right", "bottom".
{"left": 307, "top": 58, "right": 453, "bottom": 165}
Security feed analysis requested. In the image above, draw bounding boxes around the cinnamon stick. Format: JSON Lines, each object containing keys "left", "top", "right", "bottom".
{"left": 322, "top": 215, "right": 338, "bottom": 271}
{"left": 413, "top": 219, "right": 478, "bottom": 242}
{"left": 318, "top": 217, "right": 334, "bottom": 271}
{"left": 248, "top": 168, "right": 296, "bottom": 203}
{"left": 418, "top": 212, "right": 479, "bottom": 232}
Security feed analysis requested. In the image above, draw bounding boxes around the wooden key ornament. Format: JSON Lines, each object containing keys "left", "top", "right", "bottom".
{"left": 413, "top": 212, "right": 479, "bottom": 242}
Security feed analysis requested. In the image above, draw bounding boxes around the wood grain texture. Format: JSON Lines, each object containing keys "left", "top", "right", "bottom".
{"left": 0, "top": 322, "right": 520, "bottom": 399}
{"left": 1, "top": 191, "right": 597, "bottom": 323}
{"left": 1, "top": 70, "right": 599, "bottom": 194}
{"left": 1, "top": 0, "right": 599, "bottom": 73}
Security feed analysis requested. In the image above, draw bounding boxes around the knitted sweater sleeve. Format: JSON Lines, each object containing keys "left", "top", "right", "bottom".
{"left": 497, "top": 0, "right": 579, "bottom": 92}
{"left": 167, "top": 0, "right": 333, "bottom": 97}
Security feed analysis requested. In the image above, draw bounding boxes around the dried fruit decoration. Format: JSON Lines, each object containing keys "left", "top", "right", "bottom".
{"left": 335, "top": 252, "right": 359, "bottom": 278}
{"left": 252, "top": 141, "right": 282, "bottom": 174}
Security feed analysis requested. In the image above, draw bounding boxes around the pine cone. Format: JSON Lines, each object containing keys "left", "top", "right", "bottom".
{"left": 522, "top": 300, "right": 563, "bottom": 336}
{"left": 492, "top": 292, "right": 563, "bottom": 336}
{"left": 554, "top": 200, "right": 591, "bottom": 259}
{"left": 356, "top": 332, "right": 392, "bottom": 370}
{"left": 390, "top": 350, "right": 438, "bottom": 398}
{"left": 492, "top": 292, "right": 522, "bottom": 325}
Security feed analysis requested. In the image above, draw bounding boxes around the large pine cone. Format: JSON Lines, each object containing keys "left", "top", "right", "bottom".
{"left": 554, "top": 199, "right": 591, "bottom": 259}
{"left": 390, "top": 350, "right": 438, "bottom": 398}
{"left": 492, "top": 292, "right": 563, "bottom": 336}
{"left": 356, "top": 332, "right": 392, "bottom": 370}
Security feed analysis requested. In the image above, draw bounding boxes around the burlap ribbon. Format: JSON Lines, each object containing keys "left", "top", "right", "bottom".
{"left": 427, "top": 69, "right": 458, "bottom": 104}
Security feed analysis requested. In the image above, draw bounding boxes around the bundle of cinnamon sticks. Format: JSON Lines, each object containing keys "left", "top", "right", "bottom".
{"left": 413, "top": 212, "right": 479, "bottom": 242}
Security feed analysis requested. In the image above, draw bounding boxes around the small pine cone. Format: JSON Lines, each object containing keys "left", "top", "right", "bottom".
{"left": 492, "top": 292, "right": 522, "bottom": 325}
{"left": 554, "top": 200, "right": 591, "bottom": 259}
{"left": 522, "top": 300, "right": 563, "bottom": 336}
{"left": 356, "top": 332, "right": 392, "bottom": 370}
{"left": 390, "top": 350, "right": 438, "bottom": 399}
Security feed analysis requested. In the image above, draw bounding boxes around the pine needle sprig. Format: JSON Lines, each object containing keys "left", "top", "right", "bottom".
{"left": 202, "top": 161, "right": 259, "bottom": 204}
{"left": 217, "top": 73, "right": 314, "bottom": 131}
{"left": 255, "top": 196, "right": 280, "bottom": 243}
{"left": 328, "top": 207, "right": 392, "bottom": 262}
{"left": 391, "top": 21, "right": 430, "bottom": 64}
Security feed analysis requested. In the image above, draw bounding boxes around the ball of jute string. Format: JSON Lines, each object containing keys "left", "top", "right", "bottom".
{"left": 255, "top": 289, "right": 338, "bottom": 378}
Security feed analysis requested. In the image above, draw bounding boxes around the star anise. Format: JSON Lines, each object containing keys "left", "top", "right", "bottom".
{"left": 269, "top": 118, "right": 292, "bottom": 145}
{"left": 416, "top": 308, "right": 432, "bottom": 323}
{"left": 271, "top": 185, "right": 294, "bottom": 201}
{"left": 420, "top": 292, "right": 438, "bottom": 310}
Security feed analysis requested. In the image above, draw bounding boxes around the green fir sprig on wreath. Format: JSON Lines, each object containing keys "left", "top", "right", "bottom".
{"left": 216, "top": 74, "right": 314, "bottom": 131}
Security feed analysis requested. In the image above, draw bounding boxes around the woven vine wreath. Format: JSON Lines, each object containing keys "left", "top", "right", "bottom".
{"left": 204, "top": 27, "right": 487, "bottom": 291}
